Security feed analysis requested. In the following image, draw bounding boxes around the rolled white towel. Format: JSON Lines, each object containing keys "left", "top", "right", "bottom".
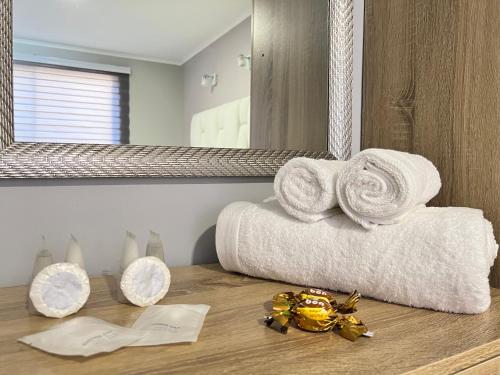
{"left": 274, "top": 157, "right": 347, "bottom": 222}
{"left": 216, "top": 200, "right": 498, "bottom": 314}
{"left": 336, "top": 149, "right": 442, "bottom": 229}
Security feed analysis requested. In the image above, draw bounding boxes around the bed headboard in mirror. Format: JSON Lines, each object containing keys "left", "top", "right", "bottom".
{"left": 0, "top": 0, "right": 353, "bottom": 178}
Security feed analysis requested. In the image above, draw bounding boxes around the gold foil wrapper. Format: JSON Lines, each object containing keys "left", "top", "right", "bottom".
{"left": 265, "top": 311, "right": 292, "bottom": 333}
{"left": 337, "top": 315, "right": 368, "bottom": 341}
{"left": 298, "top": 288, "right": 335, "bottom": 304}
{"left": 265, "top": 288, "right": 371, "bottom": 341}
{"left": 294, "top": 315, "right": 337, "bottom": 332}
{"left": 265, "top": 292, "right": 297, "bottom": 333}
{"left": 272, "top": 292, "right": 296, "bottom": 311}
{"left": 294, "top": 298, "right": 337, "bottom": 332}
{"left": 337, "top": 290, "right": 361, "bottom": 314}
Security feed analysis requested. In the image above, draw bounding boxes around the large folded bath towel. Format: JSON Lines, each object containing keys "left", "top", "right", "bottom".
{"left": 274, "top": 158, "right": 347, "bottom": 222}
{"left": 336, "top": 149, "right": 442, "bottom": 229}
{"left": 216, "top": 201, "right": 498, "bottom": 314}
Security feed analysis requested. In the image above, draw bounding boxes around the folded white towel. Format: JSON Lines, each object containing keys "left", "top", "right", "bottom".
{"left": 336, "top": 149, "right": 442, "bottom": 229}
{"left": 274, "top": 158, "right": 347, "bottom": 222}
{"left": 216, "top": 200, "right": 498, "bottom": 314}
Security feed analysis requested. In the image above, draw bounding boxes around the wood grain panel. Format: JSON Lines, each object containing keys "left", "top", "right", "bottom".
{"left": 362, "top": 0, "right": 500, "bottom": 287}
{"left": 408, "top": 342, "right": 500, "bottom": 374}
{"left": 0, "top": 264, "right": 499, "bottom": 374}
{"left": 457, "top": 356, "right": 500, "bottom": 375}
{"left": 251, "top": 0, "right": 329, "bottom": 151}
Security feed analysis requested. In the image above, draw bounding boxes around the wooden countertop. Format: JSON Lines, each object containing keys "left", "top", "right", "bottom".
{"left": 0, "top": 264, "right": 498, "bottom": 374}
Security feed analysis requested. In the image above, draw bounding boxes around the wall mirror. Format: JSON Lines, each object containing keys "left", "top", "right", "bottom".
{"left": 0, "top": 0, "right": 353, "bottom": 178}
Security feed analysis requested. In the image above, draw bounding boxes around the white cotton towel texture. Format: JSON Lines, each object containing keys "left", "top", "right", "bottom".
{"left": 215, "top": 200, "right": 498, "bottom": 314}
{"left": 274, "top": 158, "right": 347, "bottom": 222}
{"left": 336, "top": 149, "right": 442, "bottom": 229}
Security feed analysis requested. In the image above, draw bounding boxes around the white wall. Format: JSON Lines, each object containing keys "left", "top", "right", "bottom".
{"left": 183, "top": 18, "right": 251, "bottom": 144}
{"left": 0, "top": 178, "right": 273, "bottom": 286}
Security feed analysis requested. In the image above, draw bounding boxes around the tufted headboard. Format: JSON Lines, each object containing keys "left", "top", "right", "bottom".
{"left": 190, "top": 97, "right": 250, "bottom": 148}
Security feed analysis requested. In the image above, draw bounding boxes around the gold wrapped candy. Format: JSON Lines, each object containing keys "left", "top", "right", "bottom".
{"left": 264, "top": 292, "right": 296, "bottom": 333}
{"left": 337, "top": 315, "right": 369, "bottom": 341}
{"left": 337, "top": 290, "right": 361, "bottom": 314}
{"left": 265, "top": 289, "right": 372, "bottom": 341}
{"left": 294, "top": 298, "right": 337, "bottom": 332}
{"left": 298, "top": 288, "right": 335, "bottom": 304}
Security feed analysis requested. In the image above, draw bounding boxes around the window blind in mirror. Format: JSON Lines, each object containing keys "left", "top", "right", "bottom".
{"left": 13, "top": 61, "right": 130, "bottom": 144}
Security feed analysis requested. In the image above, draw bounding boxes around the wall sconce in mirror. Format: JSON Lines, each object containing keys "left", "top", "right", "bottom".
{"left": 237, "top": 54, "right": 251, "bottom": 70}
{"left": 201, "top": 73, "right": 218, "bottom": 89}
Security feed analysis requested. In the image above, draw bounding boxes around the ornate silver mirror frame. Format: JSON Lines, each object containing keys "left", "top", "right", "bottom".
{"left": 0, "top": 0, "right": 353, "bottom": 178}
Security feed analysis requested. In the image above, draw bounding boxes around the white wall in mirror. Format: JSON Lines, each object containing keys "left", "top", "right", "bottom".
{"left": 12, "top": 0, "right": 252, "bottom": 147}
{"left": 184, "top": 18, "right": 251, "bottom": 148}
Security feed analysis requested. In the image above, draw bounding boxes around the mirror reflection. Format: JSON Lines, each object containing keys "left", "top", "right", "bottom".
{"left": 13, "top": 0, "right": 252, "bottom": 147}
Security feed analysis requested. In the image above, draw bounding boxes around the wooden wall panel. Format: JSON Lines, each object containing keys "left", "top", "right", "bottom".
{"left": 362, "top": 0, "right": 500, "bottom": 286}
{"left": 251, "top": 0, "right": 328, "bottom": 151}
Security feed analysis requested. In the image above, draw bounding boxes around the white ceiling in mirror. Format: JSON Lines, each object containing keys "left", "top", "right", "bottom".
{"left": 13, "top": 0, "right": 252, "bottom": 65}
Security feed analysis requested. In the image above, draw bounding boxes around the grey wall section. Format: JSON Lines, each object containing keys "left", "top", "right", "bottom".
{"left": 0, "top": 178, "right": 273, "bottom": 287}
{"left": 13, "top": 42, "right": 185, "bottom": 146}
{"left": 183, "top": 18, "right": 251, "bottom": 144}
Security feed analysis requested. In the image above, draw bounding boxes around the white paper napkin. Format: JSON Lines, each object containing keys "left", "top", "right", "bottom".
{"left": 130, "top": 304, "right": 210, "bottom": 346}
{"left": 18, "top": 304, "right": 211, "bottom": 357}
{"left": 19, "top": 317, "right": 145, "bottom": 357}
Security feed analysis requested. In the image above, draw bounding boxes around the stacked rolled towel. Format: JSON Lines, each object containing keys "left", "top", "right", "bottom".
{"left": 274, "top": 157, "right": 347, "bottom": 222}
{"left": 273, "top": 149, "right": 441, "bottom": 229}
{"left": 216, "top": 200, "right": 498, "bottom": 314}
{"left": 216, "top": 148, "right": 499, "bottom": 314}
{"left": 336, "top": 148, "right": 442, "bottom": 229}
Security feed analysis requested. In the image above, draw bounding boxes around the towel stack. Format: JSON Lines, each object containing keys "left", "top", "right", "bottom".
{"left": 216, "top": 149, "right": 499, "bottom": 314}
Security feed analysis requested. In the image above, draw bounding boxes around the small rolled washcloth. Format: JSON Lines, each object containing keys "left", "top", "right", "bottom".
{"left": 336, "top": 148, "right": 442, "bottom": 229}
{"left": 274, "top": 157, "right": 347, "bottom": 222}
{"left": 215, "top": 200, "right": 498, "bottom": 314}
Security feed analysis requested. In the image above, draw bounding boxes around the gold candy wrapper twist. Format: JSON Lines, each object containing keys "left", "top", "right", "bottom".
{"left": 264, "top": 288, "right": 373, "bottom": 341}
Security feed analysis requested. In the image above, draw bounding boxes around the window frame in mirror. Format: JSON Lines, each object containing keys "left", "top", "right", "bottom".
{"left": 0, "top": 0, "right": 353, "bottom": 178}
